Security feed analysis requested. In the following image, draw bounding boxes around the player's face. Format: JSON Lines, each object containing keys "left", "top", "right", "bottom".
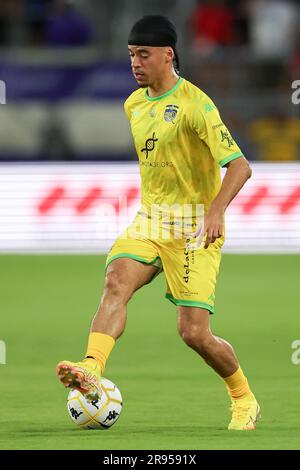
{"left": 128, "top": 46, "right": 172, "bottom": 87}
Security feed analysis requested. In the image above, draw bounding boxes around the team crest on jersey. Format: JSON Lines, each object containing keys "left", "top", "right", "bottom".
{"left": 164, "top": 104, "right": 179, "bottom": 123}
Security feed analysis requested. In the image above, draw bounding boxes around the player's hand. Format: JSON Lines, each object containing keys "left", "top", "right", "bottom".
{"left": 191, "top": 208, "right": 224, "bottom": 249}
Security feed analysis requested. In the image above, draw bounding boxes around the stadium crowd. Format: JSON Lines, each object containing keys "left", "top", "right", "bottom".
{"left": 0, "top": 0, "right": 299, "bottom": 161}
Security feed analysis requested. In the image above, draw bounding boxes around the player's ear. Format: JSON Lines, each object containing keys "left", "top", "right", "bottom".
{"left": 165, "top": 47, "right": 174, "bottom": 64}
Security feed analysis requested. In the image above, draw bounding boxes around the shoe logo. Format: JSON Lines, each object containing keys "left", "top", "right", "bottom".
{"left": 247, "top": 405, "right": 260, "bottom": 427}
{"left": 81, "top": 369, "right": 98, "bottom": 388}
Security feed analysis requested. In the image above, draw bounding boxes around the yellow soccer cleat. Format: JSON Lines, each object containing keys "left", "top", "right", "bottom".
{"left": 56, "top": 360, "right": 102, "bottom": 402}
{"left": 228, "top": 393, "right": 261, "bottom": 430}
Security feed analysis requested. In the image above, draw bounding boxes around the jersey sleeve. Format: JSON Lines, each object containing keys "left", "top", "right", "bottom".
{"left": 124, "top": 98, "right": 131, "bottom": 121}
{"left": 188, "top": 99, "right": 244, "bottom": 167}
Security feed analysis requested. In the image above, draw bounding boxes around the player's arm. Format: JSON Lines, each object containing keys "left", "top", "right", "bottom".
{"left": 199, "top": 156, "right": 251, "bottom": 248}
{"left": 189, "top": 98, "right": 251, "bottom": 248}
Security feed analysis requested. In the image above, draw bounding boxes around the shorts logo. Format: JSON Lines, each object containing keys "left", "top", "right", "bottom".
{"left": 141, "top": 132, "right": 158, "bottom": 159}
{"left": 164, "top": 104, "right": 179, "bottom": 123}
{"left": 183, "top": 237, "right": 191, "bottom": 283}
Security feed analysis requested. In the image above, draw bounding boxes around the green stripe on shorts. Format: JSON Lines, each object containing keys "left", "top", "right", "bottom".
{"left": 165, "top": 293, "right": 215, "bottom": 314}
{"left": 105, "top": 253, "right": 162, "bottom": 271}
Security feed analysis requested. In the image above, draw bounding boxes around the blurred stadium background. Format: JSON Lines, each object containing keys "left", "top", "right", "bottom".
{"left": 0, "top": 0, "right": 300, "bottom": 253}
{"left": 1, "top": 0, "right": 300, "bottom": 451}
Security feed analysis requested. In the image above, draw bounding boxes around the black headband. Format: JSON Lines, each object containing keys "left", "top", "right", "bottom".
{"left": 128, "top": 15, "right": 177, "bottom": 48}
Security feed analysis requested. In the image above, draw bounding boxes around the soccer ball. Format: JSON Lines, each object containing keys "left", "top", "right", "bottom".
{"left": 67, "top": 377, "right": 122, "bottom": 429}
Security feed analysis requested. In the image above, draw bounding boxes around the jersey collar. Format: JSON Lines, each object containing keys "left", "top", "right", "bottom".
{"left": 145, "top": 77, "right": 183, "bottom": 102}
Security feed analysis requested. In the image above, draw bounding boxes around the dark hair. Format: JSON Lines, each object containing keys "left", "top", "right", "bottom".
{"left": 173, "top": 47, "right": 180, "bottom": 74}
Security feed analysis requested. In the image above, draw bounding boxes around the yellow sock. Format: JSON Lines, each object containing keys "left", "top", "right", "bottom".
{"left": 223, "top": 366, "right": 251, "bottom": 400}
{"left": 83, "top": 332, "right": 115, "bottom": 374}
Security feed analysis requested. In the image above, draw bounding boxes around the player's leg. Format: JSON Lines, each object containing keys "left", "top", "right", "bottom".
{"left": 90, "top": 256, "right": 160, "bottom": 338}
{"left": 161, "top": 232, "right": 260, "bottom": 430}
{"left": 56, "top": 257, "right": 159, "bottom": 400}
{"left": 176, "top": 306, "right": 260, "bottom": 430}
{"left": 177, "top": 306, "right": 238, "bottom": 376}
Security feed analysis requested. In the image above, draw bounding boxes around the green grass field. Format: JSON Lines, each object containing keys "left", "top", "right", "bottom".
{"left": 0, "top": 254, "right": 299, "bottom": 450}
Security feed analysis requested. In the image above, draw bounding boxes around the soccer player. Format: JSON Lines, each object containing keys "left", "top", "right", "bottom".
{"left": 57, "top": 15, "right": 260, "bottom": 430}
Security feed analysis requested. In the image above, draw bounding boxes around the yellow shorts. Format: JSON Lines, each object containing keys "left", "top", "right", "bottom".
{"left": 105, "top": 211, "right": 224, "bottom": 314}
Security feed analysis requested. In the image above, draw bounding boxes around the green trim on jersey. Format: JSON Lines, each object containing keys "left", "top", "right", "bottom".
{"left": 145, "top": 77, "right": 184, "bottom": 102}
{"left": 219, "top": 152, "right": 243, "bottom": 167}
{"left": 165, "top": 293, "right": 215, "bottom": 314}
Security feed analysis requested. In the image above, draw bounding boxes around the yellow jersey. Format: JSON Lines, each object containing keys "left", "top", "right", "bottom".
{"left": 124, "top": 77, "right": 243, "bottom": 214}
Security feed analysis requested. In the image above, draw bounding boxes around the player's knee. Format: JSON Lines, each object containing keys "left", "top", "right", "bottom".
{"left": 102, "top": 270, "right": 130, "bottom": 306}
{"left": 178, "top": 324, "right": 212, "bottom": 351}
